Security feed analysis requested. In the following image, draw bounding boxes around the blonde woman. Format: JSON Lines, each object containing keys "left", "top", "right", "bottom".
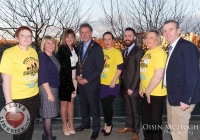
{"left": 38, "top": 36, "right": 60, "bottom": 140}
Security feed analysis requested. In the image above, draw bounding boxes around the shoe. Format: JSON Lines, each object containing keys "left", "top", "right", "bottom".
{"left": 117, "top": 127, "right": 132, "bottom": 133}
{"left": 42, "top": 133, "right": 56, "bottom": 140}
{"left": 90, "top": 132, "right": 99, "bottom": 140}
{"left": 100, "top": 129, "right": 105, "bottom": 133}
{"left": 132, "top": 133, "right": 139, "bottom": 140}
{"left": 104, "top": 124, "right": 113, "bottom": 136}
{"left": 67, "top": 123, "right": 75, "bottom": 134}
{"left": 69, "top": 130, "right": 75, "bottom": 134}
{"left": 63, "top": 125, "right": 70, "bottom": 136}
{"left": 75, "top": 125, "right": 90, "bottom": 131}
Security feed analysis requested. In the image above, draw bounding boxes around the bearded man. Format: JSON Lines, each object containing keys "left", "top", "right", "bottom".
{"left": 117, "top": 28, "right": 144, "bottom": 140}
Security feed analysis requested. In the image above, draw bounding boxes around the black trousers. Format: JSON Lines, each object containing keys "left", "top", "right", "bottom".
{"left": 78, "top": 85, "right": 100, "bottom": 133}
{"left": 141, "top": 95, "right": 166, "bottom": 140}
{"left": 100, "top": 95, "right": 115, "bottom": 126}
{"left": 13, "top": 110, "right": 37, "bottom": 140}
{"left": 121, "top": 89, "right": 140, "bottom": 134}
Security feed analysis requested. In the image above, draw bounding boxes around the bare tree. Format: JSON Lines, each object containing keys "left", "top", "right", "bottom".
{"left": 99, "top": 0, "right": 198, "bottom": 35}
{"left": 0, "top": 0, "right": 91, "bottom": 52}
{"left": 99, "top": 0, "right": 128, "bottom": 40}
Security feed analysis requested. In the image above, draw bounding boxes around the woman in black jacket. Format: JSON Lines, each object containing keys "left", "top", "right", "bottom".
{"left": 57, "top": 29, "right": 78, "bottom": 136}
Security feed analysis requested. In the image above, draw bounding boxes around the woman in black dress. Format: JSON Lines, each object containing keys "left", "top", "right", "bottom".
{"left": 57, "top": 29, "right": 78, "bottom": 135}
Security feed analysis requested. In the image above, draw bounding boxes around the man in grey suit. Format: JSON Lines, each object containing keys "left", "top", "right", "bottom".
{"left": 75, "top": 23, "right": 104, "bottom": 140}
{"left": 117, "top": 28, "right": 144, "bottom": 140}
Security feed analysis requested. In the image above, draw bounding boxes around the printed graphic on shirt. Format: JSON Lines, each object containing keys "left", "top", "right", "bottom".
{"left": 23, "top": 57, "right": 39, "bottom": 88}
{"left": 140, "top": 53, "right": 151, "bottom": 80}
{"left": 101, "top": 55, "right": 110, "bottom": 79}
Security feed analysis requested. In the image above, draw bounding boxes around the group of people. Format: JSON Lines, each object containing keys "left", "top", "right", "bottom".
{"left": 0, "top": 20, "right": 199, "bottom": 140}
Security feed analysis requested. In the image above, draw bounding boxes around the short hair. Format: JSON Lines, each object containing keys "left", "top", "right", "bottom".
{"left": 61, "top": 29, "right": 76, "bottom": 46}
{"left": 15, "top": 26, "right": 32, "bottom": 37}
{"left": 79, "top": 23, "right": 93, "bottom": 32}
{"left": 125, "top": 27, "right": 137, "bottom": 36}
{"left": 163, "top": 20, "right": 180, "bottom": 29}
{"left": 102, "top": 32, "right": 115, "bottom": 40}
{"left": 40, "top": 35, "right": 58, "bottom": 52}
{"left": 146, "top": 29, "right": 161, "bottom": 45}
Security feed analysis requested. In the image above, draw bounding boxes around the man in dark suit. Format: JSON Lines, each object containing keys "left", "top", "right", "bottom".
{"left": 75, "top": 23, "right": 104, "bottom": 140}
{"left": 117, "top": 28, "right": 144, "bottom": 140}
{"left": 163, "top": 20, "right": 200, "bottom": 140}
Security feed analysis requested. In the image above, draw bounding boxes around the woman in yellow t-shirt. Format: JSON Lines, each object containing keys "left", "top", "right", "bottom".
{"left": 139, "top": 30, "right": 167, "bottom": 140}
{"left": 100, "top": 32, "right": 123, "bottom": 136}
{"left": 0, "top": 26, "right": 40, "bottom": 140}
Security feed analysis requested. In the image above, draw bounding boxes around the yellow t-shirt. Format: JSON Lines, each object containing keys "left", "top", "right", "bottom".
{"left": 101, "top": 47, "right": 123, "bottom": 85}
{"left": 140, "top": 46, "right": 167, "bottom": 96}
{"left": 0, "top": 45, "right": 39, "bottom": 99}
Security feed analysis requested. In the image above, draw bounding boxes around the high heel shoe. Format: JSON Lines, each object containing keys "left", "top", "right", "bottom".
{"left": 104, "top": 124, "right": 113, "bottom": 136}
{"left": 63, "top": 125, "right": 70, "bottom": 136}
{"left": 67, "top": 123, "right": 75, "bottom": 134}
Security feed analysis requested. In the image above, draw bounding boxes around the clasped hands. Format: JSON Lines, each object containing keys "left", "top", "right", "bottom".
{"left": 77, "top": 76, "right": 88, "bottom": 85}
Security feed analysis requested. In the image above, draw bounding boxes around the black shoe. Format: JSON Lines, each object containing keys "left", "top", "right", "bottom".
{"left": 101, "top": 129, "right": 105, "bottom": 133}
{"left": 104, "top": 124, "right": 113, "bottom": 136}
{"left": 75, "top": 125, "right": 90, "bottom": 131}
{"left": 90, "top": 132, "right": 99, "bottom": 140}
{"left": 42, "top": 133, "right": 56, "bottom": 140}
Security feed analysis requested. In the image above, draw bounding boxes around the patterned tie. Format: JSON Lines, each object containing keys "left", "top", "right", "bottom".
{"left": 82, "top": 44, "right": 86, "bottom": 61}
{"left": 124, "top": 47, "right": 129, "bottom": 58}
{"left": 168, "top": 46, "right": 173, "bottom": 56}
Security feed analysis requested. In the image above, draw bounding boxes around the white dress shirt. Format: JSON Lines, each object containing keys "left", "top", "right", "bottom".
{"left": 163, "top": 37, "right": 181, "bottom": 86}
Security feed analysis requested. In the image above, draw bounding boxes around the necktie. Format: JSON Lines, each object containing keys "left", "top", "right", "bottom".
{"left": 168, "top": 46, "right": 173, "bottom": 56}
{"left": 125, "top": 48, "right": 129, "bottom": 57}
{"left": 82, "top": 44, "right": 86, "bottom": 61}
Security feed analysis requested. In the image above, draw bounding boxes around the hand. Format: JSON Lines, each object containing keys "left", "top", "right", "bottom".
{"left": 77, "top": 76, "right": 83, "bottom": 84}
{"left": 109, "top": 80, "right": 116, "bottom": 88}
{"left": 145, "top": 92, "right": 151, "bottom": 104}
{"left": 127, "top": 89, "right": 133, "bottom": 96}
{"left": 5, "top": 102, "right": 16, "bottom": 114}
{"left": 48, "top": 93, "right": 54, "bottom": 102}
{"left": 139, "top": 87, "right": 144, "bottom": 98}
{"left": 79, "top": 78, "right": 88, "bottom": 85}
{"left": 180, "top": 102, "right": 190, "bottom": 111}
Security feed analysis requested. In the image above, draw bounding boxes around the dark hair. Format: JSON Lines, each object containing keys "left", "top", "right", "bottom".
{"left": 15, "top": 26, "right": 32, "bottom": 37}
{"left": 125, "top": 27, "right": 136, "bottom": 36}
{"left": 103, "top": 32, "right": 115, "bottom": 40}
{"left": 163, "top": 20, "right": 179, "bottom": 29}
{"left": 146, "top": 29, "right": 161, "bottom": 45}
{"left": 79, "top": 23, "right": 93, "bottom": 32}
{"left": 61, "top": 29, "right": 76, "bottom": 46}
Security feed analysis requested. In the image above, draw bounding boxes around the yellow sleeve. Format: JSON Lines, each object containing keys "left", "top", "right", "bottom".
{"left": 115, "top": 49, "right": 123, "bottom": 65}
{"left": 0, "top": 49, "right": 14, "bottom": 74}
{"left": 154, "top": 49, "right": 167, "bottom": 69}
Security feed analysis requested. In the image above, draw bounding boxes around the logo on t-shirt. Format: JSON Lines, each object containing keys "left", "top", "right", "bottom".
{"left": 0, "top": 102, "right": 30, "bottom": 134}
{"left": 23, "top": 57, "right": 39, "bottom": 88}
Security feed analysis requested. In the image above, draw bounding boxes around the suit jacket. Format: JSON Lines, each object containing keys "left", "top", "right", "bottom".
{"left": 121, "top": 45, "right": 144, "bottom": 92}
{"left": 76, "top": 40, "right": 104, "bottom": 93}
{"left": 166, "top": 37, "right": 200, "bottom": 106}
{"left": 38, "top": 52, "right": 60, "bottom": 88}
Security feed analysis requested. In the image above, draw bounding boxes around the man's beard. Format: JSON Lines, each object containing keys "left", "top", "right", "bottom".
{"left": 124, "top": 39, "right": 135, "bottom": 47}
